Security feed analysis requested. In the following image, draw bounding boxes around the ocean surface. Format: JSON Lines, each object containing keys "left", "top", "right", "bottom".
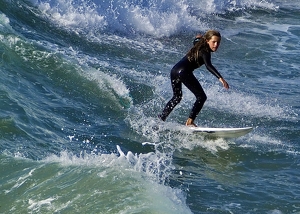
{"left": 0, "top": 0, "right": 299, "bottom": 213}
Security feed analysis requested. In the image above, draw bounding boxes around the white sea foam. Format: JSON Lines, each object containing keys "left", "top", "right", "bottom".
{"left": 43, "top": 144, "right": 174, "bottom": 183}
{"left": 40, "top": 147, "right": 192, "bottom": 213}
{"left": 83, "top": 67, "right": 133, "bottom": 109}
{"left": 28, "top": 197, "right": 57, "bottom": 212}
{"left": 205, "top": 85, "right": 294, "bottom": 119}
{"left": 33, "top": 0, "right": 279, "bottom": 37}
{"left": 0, "top": 12, "right": 11, "bottom": 29}
{"left": 189, "top": 0, "right": 278, "bottom": 13}
{"left": 37, "top": 0, "right": 107, "bottom": 33}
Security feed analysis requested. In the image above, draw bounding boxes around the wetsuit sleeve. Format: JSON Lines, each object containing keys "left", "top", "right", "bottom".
{"left": 202, "top": 51, "right": 223, "bottom": 79}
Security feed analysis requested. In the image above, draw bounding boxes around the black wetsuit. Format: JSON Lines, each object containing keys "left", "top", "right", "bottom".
{"left": 159, "top": 49, "right": 223, "bottom": 121}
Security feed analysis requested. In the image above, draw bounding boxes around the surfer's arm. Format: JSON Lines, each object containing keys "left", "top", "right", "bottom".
{"left": 202, "top": 51, "right": 222, "bottom": 79}
{"left": 202, "top": 51, "right": 229, "bottom": 89}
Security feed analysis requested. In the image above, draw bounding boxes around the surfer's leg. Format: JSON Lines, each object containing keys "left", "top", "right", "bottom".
{"left": 159, "top": 71, "right": 182, "bottom": 121}
{"left": 181, "top": 73, "right": 207, "bottom": 123}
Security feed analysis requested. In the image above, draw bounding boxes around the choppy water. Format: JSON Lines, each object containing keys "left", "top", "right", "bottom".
{"left": 0, "top": 0, "right": 299, "bottom": 213}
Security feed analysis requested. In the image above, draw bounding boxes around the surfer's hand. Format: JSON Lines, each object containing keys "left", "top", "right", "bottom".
{"left": 219, "top": 78, "right": 229, "bottom": 89}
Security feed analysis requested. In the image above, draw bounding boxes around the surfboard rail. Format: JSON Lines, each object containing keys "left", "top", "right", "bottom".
{"left": 189, "top": 127, "right": 253, "bottom": 138}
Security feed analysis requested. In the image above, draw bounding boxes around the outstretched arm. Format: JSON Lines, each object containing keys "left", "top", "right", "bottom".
{"left": 202, "top": 51, "right": 223, "bottom": 79}
{"left": 202, "top": 51, "right": 229, "bottom": 89}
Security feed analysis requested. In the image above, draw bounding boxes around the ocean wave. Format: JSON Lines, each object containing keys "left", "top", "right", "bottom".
{"left": 32, "top": 0, "right": 280, "bottom": 37}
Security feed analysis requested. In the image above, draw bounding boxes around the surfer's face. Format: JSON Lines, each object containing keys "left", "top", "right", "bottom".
{"left": 207, "top": 36, "right": 221, "bottom": 52}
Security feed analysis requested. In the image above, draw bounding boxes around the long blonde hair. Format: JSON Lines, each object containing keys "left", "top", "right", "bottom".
{"left": 187, "top": 30, "right": 221, "bottom": 64}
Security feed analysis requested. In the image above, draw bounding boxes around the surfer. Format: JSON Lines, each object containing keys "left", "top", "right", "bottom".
{"left": 159, "top": 30, "right": 229, "bottom": 127}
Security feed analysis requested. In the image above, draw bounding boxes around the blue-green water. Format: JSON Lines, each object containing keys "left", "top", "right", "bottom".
{"left": 0, "top": 0, "right": 299, "bottom": 213}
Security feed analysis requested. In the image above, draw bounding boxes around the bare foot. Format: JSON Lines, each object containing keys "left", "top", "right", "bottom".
{"left": 185, "top": 118, "right": 197, "bottom": 127}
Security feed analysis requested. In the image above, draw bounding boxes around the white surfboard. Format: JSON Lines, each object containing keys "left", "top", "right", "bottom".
{"left": 189, "top": 126, "right": 253, "bottom": 139}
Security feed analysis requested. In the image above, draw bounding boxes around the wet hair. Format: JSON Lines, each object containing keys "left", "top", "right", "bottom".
{"left": 187, "top": 30, "right": 221, "bottom": 64}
